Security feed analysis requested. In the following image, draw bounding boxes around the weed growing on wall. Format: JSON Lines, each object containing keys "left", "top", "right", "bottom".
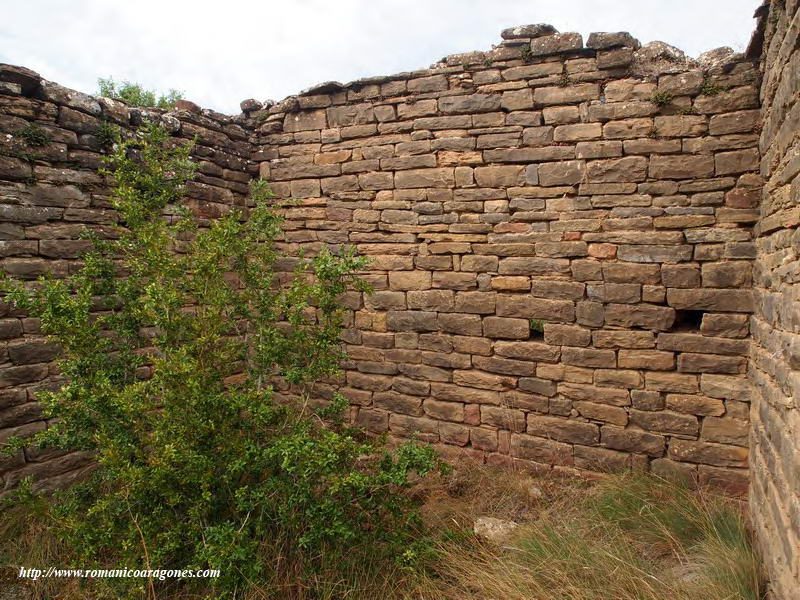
{"left": 1, "top": 124, "right": 441, "bottom": 598}
{"left": 97, "top": 77, "right": 184, "bottom": 109}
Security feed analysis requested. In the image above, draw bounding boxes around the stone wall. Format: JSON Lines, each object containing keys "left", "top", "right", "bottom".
{"left": 0, "top": 64, "right": 257, "bottom": 492}
{"left": 252, "top": 28, "right": 761, "bottom": 492}
{"left": 0, "top": 27, "right": 766, "bottom": 497}
{"left": 750, "top": 0, "right": 800, "bottom": 596}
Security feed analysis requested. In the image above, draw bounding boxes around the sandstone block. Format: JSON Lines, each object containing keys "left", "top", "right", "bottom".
{"left": 666, "top": 289, "right": 753, "bottom": 312}
{"left": 561, "top": 347, "right": 616, "bottom": 368}
{"left": 474, "top": 165, "right": 525, "bottom": 187}
{"left": 439, "top": 94, "right": 501, "bottom": 114}
{"left": 388, "top": 271, "right": 431, "bottom": 291}
{"left": 554, "top": 123, "right": 602, "bottom": 142}
{"left": 559, "top": 382, "right": 629, "bottom": 406}
{"left": 605, "top": 303, "right": 675, "bottom": 331}
{"left": 386, "top": 311, "right": 437, "bottom": 332}
{"left": 529, "top": 32, "right": 583, "bottom": 56}
{"left": 527, "top": 414, "right": 599, "bottom": 446}
{"left": 649, "top": 155, "right": 715, "bottom": 179}
{"left": 668, "top": 439, "right": 748, "bottom": 468}
{"left": 395, "top": 168, "right": 455, "bottom": 188}
{"left": 666, "top": 394, "right": 725, "bottom": 416}
{"left": 431, "top": 383, "right": 499, "bottom": 405}
{"left": 587, "top": 156, "right": 648, "bottom": 182}
{"left": 656, "top": 333, "right": 748, "bottom": 356}
{"left": 496, "top": 295, "right": 575, "bottom": 322}
{"left": 700, "top": 314, "right": 748, "bottom": 338}
{"left": 495, "top": 340, "right": 560, "bottom": 362}
{"left": 482, "top": 316, "right": 529, "bottom": 339}
{"left": 439, "top": 313, "right": 483, "bottom": 336}
{"left": 715, "top": 149, "right": 759, "bottom": 175}
{"left": 653, "top": 115, "right": 707, "bottom": 137}
{"left": 454, "top": 369, "right": 515, "bottom": 391}
{"left": 501, "top": 89, "right": 534, "bottom": 111}
{"left": 534, "top": 84, "right": 600, "bottom": 105}
{"left": 407, "top": 74, "right": 448, "bottom": 93}
{"left": 645, "top": 372, "right": 699, "bottom": 393}
{"left": 678, "top": 353, "right": 746, "bottom": 374}
{"left": 574, "top": 401, "right": 628, "bottom": 426}
{"left": 592, "top": 330, "right": 655, "bottom": 348}
{"left": 543, "top": 324, "right": 591, "bottom": 346}
{"left": 630, "top": 409, "right": 699, "bottom": 436}
{"left": 373, "top": 391, "right": 424, "bottom": 416}
{"left": 538, "top": 160, "right": 586, "bottom": 186}
{"left": 603, "top": 118, "right": 653, "bottom": 139}
{"left": 618, "top": 349, "right": 674, "bottom": 370}
{"left": 423, "top": 398, "right": 465, "bottom": 422}
{"left": 587, "top": 31, "right": 640, "bottom": 49}
{"left": 601, "top": 425, "right": 665, "bottom": 457}
{"left": 284, "top": 110, "right": 326, "bottom": 132}
{"left": 511, "top": 433, "right": 574, "bottom": 466}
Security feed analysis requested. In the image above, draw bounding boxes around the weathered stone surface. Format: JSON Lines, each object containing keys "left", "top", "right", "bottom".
{"left": 501, "top": 24, "right": 558, "bottom": 40}
{"left": 587, "top": 31, "right": 640, "bottom": 50}
{"left": 529, "top": 32, "right": 583, "bottom": 56}
{"left": 473, "top": 516, "right": 519, "bottom": 542}
{"left": 0, "top": 14, "right": 773, "bottom": 518}
{"left": 605, "top": 304, "right": 675, "bottom": 331}
{"left": 666, "top": 289, "right": 753, "bottom": 312}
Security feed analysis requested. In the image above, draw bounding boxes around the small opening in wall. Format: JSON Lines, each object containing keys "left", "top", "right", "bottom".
{"left": 672, "top": 310, "right": 704, "bottom": 332}
{"left": 530, "top": 319, "right": 545, "bottom": 340}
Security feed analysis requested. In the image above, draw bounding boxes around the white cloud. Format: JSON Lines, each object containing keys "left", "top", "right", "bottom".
{"left": 1, "top": 0, "right": 763, "bottom": 113}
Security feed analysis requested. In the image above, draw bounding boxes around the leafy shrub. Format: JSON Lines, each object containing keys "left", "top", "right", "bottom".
{"left": 97, "top": 77, "right": 184, "bottom": 109}
{"left": 1, "top": 124, "right": 441, "bottom": 597}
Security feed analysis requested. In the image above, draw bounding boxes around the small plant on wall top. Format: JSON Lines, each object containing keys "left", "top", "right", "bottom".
{"left": 97, "top": 77, "right": 184, "bottom": 109}
{"left": 1, "top": 123, "right": 442, "bottom": 598}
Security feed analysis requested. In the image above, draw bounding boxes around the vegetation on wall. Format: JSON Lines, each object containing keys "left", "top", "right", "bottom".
{"left": 0, "top": 124, "right": 441, "bottom": 598}
{"left": 97, "top": 77, "right": 184, "bottom": 109}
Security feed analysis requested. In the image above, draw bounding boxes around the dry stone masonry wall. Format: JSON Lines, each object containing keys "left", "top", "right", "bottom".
{"left": 0, "top": 64, "right": 257, "bottom": 492}
{"left": 750, "top": 0, "right": 800, "bottom": 596}
{"left": 253, "top": 27, "right": 761, "bottom": 493}
{"left": 1, "top": 9, "right": 799, "bottom": 597}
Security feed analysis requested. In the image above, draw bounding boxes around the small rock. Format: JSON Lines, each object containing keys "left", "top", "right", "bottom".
{"left": 530, "top": 32, "right": 584, "bottom": 57}
{"left": 631, "top": 41, "right": 697, "bottom": 77}
{"left": 527, "top": 484, "right": 544, "bottom": 501}
{"left": 300, "top": 81, "right": 345, "bottom": 96}
{"left": 239, "top": 98, "right": 262, "bottom": 113}
{"left": 473, "top": 516, "right": 519, "bottom": 543}
{"left": 174, "top": 99, "right": 201, "bottom": 113}
{"left": 697, "top": 47, "right": 741, "bottom": 71}
{"left": 587, "top": 32, "right": 641, "bottom": 50}
{"left": 501, "top": 24, "right": 557, "bottom": 40}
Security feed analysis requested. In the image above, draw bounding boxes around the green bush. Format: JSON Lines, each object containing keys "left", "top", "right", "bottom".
{"left": 97, "top": 77, "right": 184, "bottom": 109}
{"left": 1, "top": 124, "right": 441, "bottom": 598}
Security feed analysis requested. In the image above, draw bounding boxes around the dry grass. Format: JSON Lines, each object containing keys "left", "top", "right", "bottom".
{"left": 411, "top": 465, "right": 765, "bottom": 600}
{"left": 0, "top": 463, "right": 765, "bottom": 600}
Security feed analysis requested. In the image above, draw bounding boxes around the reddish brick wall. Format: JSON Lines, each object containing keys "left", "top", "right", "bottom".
{"left": 253, "top": 29, "right": 761, "bottom": 491}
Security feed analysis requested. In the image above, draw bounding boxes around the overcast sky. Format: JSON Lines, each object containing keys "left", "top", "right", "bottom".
{"left": 2, "top": 0, "right": 762, "bottom": 114}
